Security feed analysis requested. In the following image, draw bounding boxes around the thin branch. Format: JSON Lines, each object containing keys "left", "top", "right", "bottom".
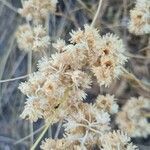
{"left": 77, "top": 0, "right": 94, "bottom": 14}
{"left": 29, "top": 121, "right": 34, "bottom": 146}
{"left": 14, "top": 125, "right": 45, "bottom": 145}
{"left": 0, "top": 0, "right": 18, "bottom": 13}
{"left": 0, "top": 75, "right": 29, "bottom": 83}
{"left": 139, "top": 46, "right": 150, "bottom": 52}
{"left": 54, "top": 119, "right": 63, "bottom": 139}
{"left": 91, "top": 0, "right": 103, "bottom": 27}
{"left": 77, "top": 123, "right": 102, "bottom": 135}
{"left": 125, "top": 52, "right": 150, "bottom": 59}
{"left": 121, "top": 67, "right": 150, "bottom": 93}
{"left": 31, "top": 123, "right": 50, "bottom": 150}
{"left": 123, "top": 0, "right": 128, "bottom": 45}
{"left": 81, "top": 130, "right": 89, "bottom": 148}
{"left": 28, "top": 51, "right": 32, "bottom": 75}
{"left": 27, "top": 50, "right": 34, "bottom": 146}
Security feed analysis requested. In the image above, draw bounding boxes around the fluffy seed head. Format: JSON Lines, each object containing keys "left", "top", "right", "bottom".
{"left": 100, "top": 130, "right": 139, "bottom": 150}
{"left": 40, "top": 138, "right": 81, "bottom": 150}
{"left": 128, "top": 0, "right": 150, "bottom": 35}
{"left": 19, "top": 0, "right": 58, "bottom": 23}
{"left": 92, "top": 33, "right": 127, "bottom": 87}
{"left": 16, "top": 24, "right": 50, "bottom": 52}
{"left": 64, "top": 102, "right": 110, "bottom": 145}
{"left": 116, "top": 96, "right": 150, "bottom": 138}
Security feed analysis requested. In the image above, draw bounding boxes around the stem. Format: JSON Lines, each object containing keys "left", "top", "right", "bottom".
{"left": 91, "top": 0, "right": 103, "bottom": 27}
{"left": 0, "top": 0, "right": 18, "bottom": 13}
{"left": 14, "top": 125, "right": 45, "bottom": 145}
{"left": 48, "top": 126, "right": 52, "bottom": 138}
{"left": 121, "top": 67, "right": 150, "bottom": 93}
{"left": 29, "top": 121, "right": 34, "bottom": 146}
{"left": 81, "top": 130, "right": 89, "bottom": 148}
{"left": 77, "top": 0, "right": 94, "bottom": 14}
{"left": 0, "top": 74, "right": 29, "bottom": 83}
{"left": 54, "top": 119, "right": 63, "bottom": 139}
{"left": 30, "top": 124, "right": 50, "bottom": 150}
{"left": 77, "top": 123, "right": 102, "bottom": 135}
{"left": 28, "top": 51, "right": 33, "bottom": 146}
{"left": 123, "top": 0, "right": 127, "bottom": 45}
{"left": 125, "top": 52, "right": 150, "bottom": 59}
{"left": 28, "top": 51, "right": 32, "bottom": 74}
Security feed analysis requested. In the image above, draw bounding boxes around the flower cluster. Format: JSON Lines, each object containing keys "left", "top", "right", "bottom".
{"left": 16, "top": 24, "right": 50, "bottom": 52}
{"left": 19, "top": 0, "right": 58, "bottom": 23}
{"left": 116, "top": 96, "right": 150, "bottom": 138}
{"left": 70, "top": 25, "right": 127, "bottom": 86}
{"left": 39, "top": 95, "right": 138, "bottom": 150}
{"left": 63, "top": 102, "right": 110, "bottom": 148}
{"left": 40, "top": 138, "right": 82, "bottom": 150}
{"left": 100, "top": 130, "right": 138, "bottom": 150}
{"left": 19, "top": 24, "right": 127, "bottom": 122}
{"left": 17, "top": 21, "right": 142, "bottom": 149}
{"left": 41, "top": 130, "right": 138, "bottom": 150}
{"left": 19, "top": 54, "right": 92, "bottom": 123}
{"left": 128, "top": 0, "right": 150, "bottom": 35}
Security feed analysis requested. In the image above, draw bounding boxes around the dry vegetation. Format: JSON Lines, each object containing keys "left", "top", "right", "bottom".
{"left": 0, "top": 0, "right": 149, "bottom": 150}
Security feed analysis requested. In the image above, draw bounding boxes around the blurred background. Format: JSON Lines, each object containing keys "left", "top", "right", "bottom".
{"left": 0, "top": 0, "right": 149, "bottom": 149}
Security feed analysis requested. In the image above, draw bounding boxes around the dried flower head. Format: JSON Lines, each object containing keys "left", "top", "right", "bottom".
{"left": 16, "top": 24, "right": 50, "bottom": 52}
{"left": 69, "top": 25, "right": 101, "bottom": 64}
{"left": 40, "top": 138, "right": 81, "bottom": 150}
{"left": 116, "top": 96, "right": 150, "bottom": 138}
{"left": 128, "top": 0, "right": 150, "bottom": 35}
{"left": 64, "top": 102, "right": 110, "bottom": 147}
{"left": 92, "top": 33, "right": 127, "bottom": 86}
{"left": 69, "top": 26, "right": 127, "bottom": 87}
{"left": 18, "top": 24, "right": 128, "bottom": 124}
{"left": 70, "top": 25, "right": 100, "bottom": 46}
{"left": 129, "top": 9, "right": 150, "bottom": 35}
{"left": 19, "top": 52, "right": 91, "bottom": 122}
{"left": 95, "top": 94, "right": 118, "bottom": 114}
{"left": 100, "top": 130, "right": 139, "bottom": 150}
{"left": 19, "top": 0, "right": 58, "bottom": 23}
